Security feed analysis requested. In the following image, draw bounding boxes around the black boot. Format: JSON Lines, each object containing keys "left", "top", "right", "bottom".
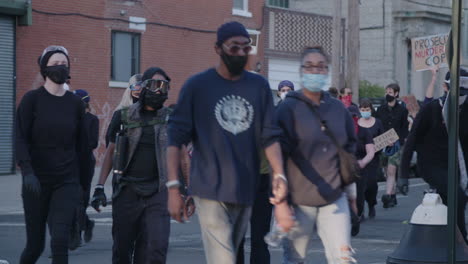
{"left": 368, "top": 205, "right": 376, "bottom": 219}
{"left": 391, "top": 194, "right": 397, "bottom": 207}
{"left": 351, "top": 210, "right": 360, "bottom": 237}
{"left": 84, "top": 219, "right": 95, "bottom": 243}
{"left": 382, "top": 194, "right": 392, "bottom": 208}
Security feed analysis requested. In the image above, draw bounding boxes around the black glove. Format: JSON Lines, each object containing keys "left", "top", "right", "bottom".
{"left": 19, "top": 162, "right": 41, "bottom": 195}
{"left": 91, "top": 185, "right": 107, "bottom": 212}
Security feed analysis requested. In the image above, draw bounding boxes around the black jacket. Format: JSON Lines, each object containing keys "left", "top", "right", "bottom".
{"left": 375, "top": 101, "right": 409, "bottom": 144}
{"left": 401, "top": 99, "right": 468, "bottom": 190}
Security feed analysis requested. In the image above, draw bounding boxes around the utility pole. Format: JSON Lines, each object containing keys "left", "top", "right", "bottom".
{"left": 447, "top": 2, "right": 463, "bottom": 263}
{"left": 347, "top": 0, "right": 360, "bottom": 102}
{"left": 332, "top": 0, "right": 342, "bottom": 89}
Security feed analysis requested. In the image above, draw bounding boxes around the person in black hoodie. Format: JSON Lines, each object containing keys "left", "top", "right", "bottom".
{"left": 69, "top": 89, "right": 99, "bottom": 247}
{"left": 276, "top": 46, "right": 357, "bottom": 263}
{"left": 16, "top": 46, "right": 86, "bottom": 264}
{"left": 401, "top": 68, "right": 468, "bottom": 243}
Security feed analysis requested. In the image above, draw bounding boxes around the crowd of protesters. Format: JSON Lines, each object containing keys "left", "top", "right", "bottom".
{"left": 15, "top": 20, "right": 468, "bottom": 264}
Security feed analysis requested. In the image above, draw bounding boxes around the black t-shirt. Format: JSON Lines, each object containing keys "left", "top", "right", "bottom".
{"left": 356, "top": 126, "right": 373, "bottom": 160}
{"left": 107, "top": 109, "right": 159, "bottom": 196}
{"left": 16, "top": 86, "right": 85, "bottom": 181}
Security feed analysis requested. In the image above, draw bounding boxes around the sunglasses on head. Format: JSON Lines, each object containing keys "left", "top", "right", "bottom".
{"left": 129, "top": 81, "right": 143, "bottom": 91}
{"left": 222, "top": 43, "right": 252, "bottom": 55}
{"left": 42, "top": 45, "right": 69, "bottom": 57}
{"left": 143, "top": 79, "right": 170, "bottom": 94}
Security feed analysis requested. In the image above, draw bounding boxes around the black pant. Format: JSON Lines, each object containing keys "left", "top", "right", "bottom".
{"left": 76, "top": 155, "right": 96, "bottom": 231}
{"left": 20, "top": 181, "right": 80, "bottom": 264}
{"left": 357, "top": 163, "right": 379, "bottom": 217}
{"left": 112, "top": 186, "right": 170, "bottom": 264}
{"left": 237, "top": 174, "right": 273, "bottom": 264}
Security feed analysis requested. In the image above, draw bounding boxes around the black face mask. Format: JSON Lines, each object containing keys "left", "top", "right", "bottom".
{"left": 132, "top": 95, "right": 139, "bottom": 103}
{"left": 220, "top": 51, "right": 248, "bottom": 76}
{"left": 42, "top": 65, "right": 69, "bottom": 84}
{"left": 144, "top": 91, "right": 167, "bottom": 110}
{"left": 386, "top": 94, "right": 395, "bottom": 102}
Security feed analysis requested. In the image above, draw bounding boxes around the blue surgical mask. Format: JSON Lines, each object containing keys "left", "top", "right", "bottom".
{"left": 301, "top": 73, "right": 328, "bottom": 92}
{"left": 360, "top": 111, "right": 371, "bottom": 119}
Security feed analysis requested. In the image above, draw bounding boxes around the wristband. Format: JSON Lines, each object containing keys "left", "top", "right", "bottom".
{"left": 274, "top": 173, "right": 288, "bottom": 183}
{"left": 166, "top": 180, "right": 181, "bottom": 189}
{"left": 95, "top": 184, "right": 104, "bottom": 190}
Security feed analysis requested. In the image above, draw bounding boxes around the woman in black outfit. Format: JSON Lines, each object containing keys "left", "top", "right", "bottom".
{"left": 16, "top": 46, "right": 85, "bottom": 264}
{"left": 357, "top": 99, "right": 384, "bottom": 219}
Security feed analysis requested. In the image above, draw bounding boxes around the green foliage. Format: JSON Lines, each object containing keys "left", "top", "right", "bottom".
{"left": 359, "top": 80, "right": 385, "bottom": 98}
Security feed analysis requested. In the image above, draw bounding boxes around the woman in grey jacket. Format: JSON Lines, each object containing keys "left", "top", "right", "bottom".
{"left": 275, "top": 46, "right": 357, "bottom": 264}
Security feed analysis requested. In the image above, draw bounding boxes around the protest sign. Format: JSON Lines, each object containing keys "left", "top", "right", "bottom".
{"left": 373, "top": 128, "right": 399, "bottom": 152}
{"left": 411, "top": 33, "right": 449, "bottom": 71}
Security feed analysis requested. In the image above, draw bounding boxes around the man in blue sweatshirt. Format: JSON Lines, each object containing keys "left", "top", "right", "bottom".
{"left": 166, "top": 21, "right": 290, "bottom": 264}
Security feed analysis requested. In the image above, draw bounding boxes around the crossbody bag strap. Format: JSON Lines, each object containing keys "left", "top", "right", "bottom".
{"left": 303, "top": 102, "right": 345, "bottom": 152}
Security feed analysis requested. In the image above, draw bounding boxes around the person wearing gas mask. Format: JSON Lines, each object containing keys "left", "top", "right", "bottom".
{"left": 167, "top": 21, "right": 290, "bottom": 264}
{"left": 375, "top": 83, "right": 409, "bottom": 208}
{"left": 401, "top": 68, "right": 468, "bottom": 244}
{"left": 91, "top": 67, "right": 175, "bottom": 263}
{"left": 16, "top": 46, "right": 86, "bottom": 263}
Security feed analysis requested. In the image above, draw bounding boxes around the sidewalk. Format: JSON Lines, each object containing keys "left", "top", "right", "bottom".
{"left": 0, "top": 168, "right": 112, "bottom": 215}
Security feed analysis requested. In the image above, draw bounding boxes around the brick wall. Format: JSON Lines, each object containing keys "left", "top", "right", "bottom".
{"left": 16, "top": 0, "right": 265, "bottom": 165}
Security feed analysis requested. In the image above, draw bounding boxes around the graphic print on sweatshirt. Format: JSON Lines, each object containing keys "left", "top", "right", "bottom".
{"left": 214, "top": 95, "right": 254, "bottom": 135}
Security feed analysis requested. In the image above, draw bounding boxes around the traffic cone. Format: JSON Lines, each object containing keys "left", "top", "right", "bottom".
{"left": 387, "top": 193, "right": 468, "bottom": 263}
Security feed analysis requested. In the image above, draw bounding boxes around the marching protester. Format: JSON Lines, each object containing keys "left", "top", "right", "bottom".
{"left": 375, "top": 83, "right": 409, "bottom": 208}
{"left": 237, "top": 79, "right": 295, "bottom": 264}
{"left": 277, "top": 80, "right": 295, "bottom": 103}
{"left": 105, "top": 74, "right": 143, "bottom": 146}
{"left": 91, "top": 67, "right": 177, "bottom": 263}
{"left": 340, "top": 87, "right": 357, "bottom": 108}
{"left": 346, "top": 105, "right": 375, "bottom": 236}
{"left": 275, "top": 46, "right": 356, "bottom": 263}
{"left": 401, "top": 68, "right": 468, "bottom": 244}
{"left": 68, "top": 90, "right": 99, "bottom": 248}
{"left": 16, "top": 45, "right": 85, "bottom": 263}
{"left": 357, "top": 99, "right": 384, "bottom": 219}
{"left": 166, "top": 21, "right": 291, "bottom": 264}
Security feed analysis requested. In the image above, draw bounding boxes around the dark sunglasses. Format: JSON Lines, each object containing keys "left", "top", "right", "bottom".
{"left": 223, "top": 43, "right": 252, "bottom": 55}
{"left": 143, "top": 79, "right": 170, "bottom": 94}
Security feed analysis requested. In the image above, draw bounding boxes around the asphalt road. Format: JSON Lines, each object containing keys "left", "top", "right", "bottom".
{"left": 0, "top": 179, "right": 443, "bottom": 264}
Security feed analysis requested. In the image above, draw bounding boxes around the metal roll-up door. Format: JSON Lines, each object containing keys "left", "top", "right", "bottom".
{"left": 0, "top": 15, "right": 15, "bottom": 175}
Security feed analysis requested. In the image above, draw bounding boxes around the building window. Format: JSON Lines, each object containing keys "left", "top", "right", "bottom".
{"left": 233, "top": 0, "right": 252, "bottom": 17}
{"left": 111, "top": 31, "right": 140, "bottom": 82}
{"left": 268, "top": 0, "right": 289, "bottom": 8}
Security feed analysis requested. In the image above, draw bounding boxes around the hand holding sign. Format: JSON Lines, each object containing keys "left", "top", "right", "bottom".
{"left": 373, "top": 128, "right": 399, "bottom": 152}
{"left": 411, "top": 33, "right": 449, "bottom": 71}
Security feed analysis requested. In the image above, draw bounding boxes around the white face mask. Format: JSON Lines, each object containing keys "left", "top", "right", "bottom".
{"left": 301, "top": 73, "right": 328, "bottom": 92}
{"left": 63, "top": 83, "right": 70, "bottom": 91}
{"left": 280, "top": 92, "right": 287, "bottom": 100}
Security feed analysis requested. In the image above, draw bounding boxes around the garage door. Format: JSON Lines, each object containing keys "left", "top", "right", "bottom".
{"left": 268, "top": 58, "right": 301, "bottom": 91}
{"left": 0, "top": 15, "right": 15, "bottom": 175}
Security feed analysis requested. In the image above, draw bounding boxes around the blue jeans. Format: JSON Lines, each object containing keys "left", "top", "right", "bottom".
{"left": 194, "top": 197, "right": 252, "bottom": 264}
{"left": 283, "top": 194, "right": 354, "bottom": 264}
